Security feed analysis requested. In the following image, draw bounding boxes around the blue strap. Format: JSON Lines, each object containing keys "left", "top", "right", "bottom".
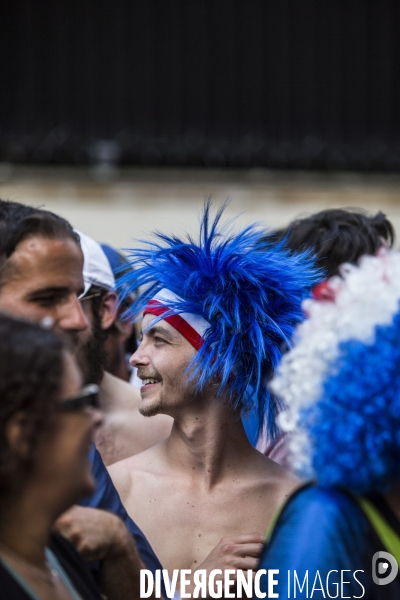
{"left": 0, "top": 557, "right": 48, "bottom": 600}
{"left": 46, "top": 547, "right": 82, "bottom": 600}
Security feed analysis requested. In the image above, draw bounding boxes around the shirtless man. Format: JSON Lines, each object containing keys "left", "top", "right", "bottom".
{"left": 109, "top": 204, "right": 320, "bottom": 590}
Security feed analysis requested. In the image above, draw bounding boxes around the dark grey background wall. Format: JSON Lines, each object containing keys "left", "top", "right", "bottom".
{"left": 2, "top": 1, "right": 400, "bottom": 170}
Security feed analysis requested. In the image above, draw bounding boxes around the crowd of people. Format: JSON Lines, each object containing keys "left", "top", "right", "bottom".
{"left": 0, "top": 197, "right": 397, "bottom": 600}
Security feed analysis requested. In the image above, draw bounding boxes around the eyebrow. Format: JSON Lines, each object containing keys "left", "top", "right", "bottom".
{"left": 141, "top": 325, "right": 176, "bottom": 341}
{"left": 26, "top": 286, "right": 75, "bottom": 298}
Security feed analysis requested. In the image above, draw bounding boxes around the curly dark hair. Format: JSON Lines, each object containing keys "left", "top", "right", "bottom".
{"left": 265, "top": 208, "right": 395, "bottom": 278}
{"left": 0, "top": 313, "right": 67, "bottom": 493}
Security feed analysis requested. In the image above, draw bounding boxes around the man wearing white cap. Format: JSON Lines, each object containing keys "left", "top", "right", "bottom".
{"left": 75, "top": 231, "right": 173, "bottom": 466}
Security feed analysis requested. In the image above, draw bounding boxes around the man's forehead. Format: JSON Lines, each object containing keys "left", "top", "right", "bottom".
{"left": 5, "top": 236, "right": 84, "bottom": 288}
{"left": 10, "top": 235, "right": 82, "bottom": 269}
{"left": 14, "top": 234, "right": 81, "bottom": 257}
{"left": 141, "top": 314, "right": 181, "bottom": 339}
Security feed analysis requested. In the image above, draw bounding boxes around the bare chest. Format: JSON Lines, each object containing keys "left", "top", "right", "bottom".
{"left": 124, "top": 477, "right": 277, "bottom": 572}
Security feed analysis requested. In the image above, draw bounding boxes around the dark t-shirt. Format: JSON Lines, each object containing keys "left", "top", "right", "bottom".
{"left": 257, "top": 486, "right": 400, "bottom": 599}
{"left": 0, "top": 533, "right": 102, "bottom": 600}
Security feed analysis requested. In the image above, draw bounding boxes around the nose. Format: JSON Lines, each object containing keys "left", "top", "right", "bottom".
{"left": 58, "top": 296, "right": 89, "bottom": 333}
{"left": 129, "top": 344, "right": 149, "bottom": 368}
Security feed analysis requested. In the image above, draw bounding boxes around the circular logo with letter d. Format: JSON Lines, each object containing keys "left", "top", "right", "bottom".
{"left": 372, "top": 551, "right": 398, "bottom": 585}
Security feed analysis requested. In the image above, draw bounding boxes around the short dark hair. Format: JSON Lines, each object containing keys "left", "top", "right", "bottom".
{"left": 0, "top": 199, "right": 79, "bottom": 286}
{"left": 0, "top": 313, "right": 67, "bottom": 494}
{"left": 268, "top": 208, "right": 395, "bottom": 278}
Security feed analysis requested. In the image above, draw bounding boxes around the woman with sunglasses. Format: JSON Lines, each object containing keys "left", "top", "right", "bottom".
{"left": 0, "top": 313, "right": 112, "bottom": 600}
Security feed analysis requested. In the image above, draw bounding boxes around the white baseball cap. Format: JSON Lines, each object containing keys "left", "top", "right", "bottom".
{"left": 75, "top": 230, "right": 115, "bottom": 297}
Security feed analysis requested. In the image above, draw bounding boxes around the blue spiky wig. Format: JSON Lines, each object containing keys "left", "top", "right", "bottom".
{"left": 272, "top": 249, "right": 400, "bottom": 493}
{"left": 119, "top": 203, "right": 321, "bottom": 440}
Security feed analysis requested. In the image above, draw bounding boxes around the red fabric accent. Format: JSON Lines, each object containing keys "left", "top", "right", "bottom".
{"left": 312, "top": 280, "right": 337, "bottom": 302}
{"left": 144, "top": 300, "right": 204, "bottom": 350}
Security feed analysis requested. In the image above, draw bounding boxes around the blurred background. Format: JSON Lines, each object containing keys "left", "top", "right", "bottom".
{"left": 1, "top": 0, "right": 400, "bottom": 245}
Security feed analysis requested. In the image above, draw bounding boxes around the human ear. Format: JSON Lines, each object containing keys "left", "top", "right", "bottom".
{"left": 5, "top": 411, "right": 31, "bottom": 460}
{"left": 99, "top": 291, "right": 118, "bottom": 330}
{"left": 114, "top": 319, "right": 135, "bottom": 341}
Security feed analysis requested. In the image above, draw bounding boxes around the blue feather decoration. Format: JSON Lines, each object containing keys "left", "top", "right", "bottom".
{"left": 119, "top": 202, "right": 322, "bottom": 441}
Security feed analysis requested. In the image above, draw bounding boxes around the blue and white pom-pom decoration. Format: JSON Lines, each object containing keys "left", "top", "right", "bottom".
{"left": 271, "top": 249, "right": 400, "bottom": 493}
{"left": 119, "top": 202, "right": 322, "bottom": 441}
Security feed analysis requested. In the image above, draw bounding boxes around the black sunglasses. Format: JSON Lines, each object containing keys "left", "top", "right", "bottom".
{"left": 58, "top": 384, "right": 100, "bottom": 412}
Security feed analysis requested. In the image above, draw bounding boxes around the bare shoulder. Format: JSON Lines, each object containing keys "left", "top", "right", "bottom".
{"left": 108, "top": 441, "right": 167, "bottom": 499}
{"left": 249, "top": 448, "right": 300, "bottom": 497}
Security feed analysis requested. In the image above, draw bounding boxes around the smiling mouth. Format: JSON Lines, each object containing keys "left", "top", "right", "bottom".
{"left": 141, "top": 378, "right": 161, "bottom": 386}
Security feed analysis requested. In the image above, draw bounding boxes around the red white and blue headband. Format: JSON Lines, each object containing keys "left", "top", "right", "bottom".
{"left": 143, "top": 288, "right": 210, "bottom": 350}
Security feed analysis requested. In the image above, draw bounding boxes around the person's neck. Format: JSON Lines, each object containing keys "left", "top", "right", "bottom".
{"left": 99, "top": 370, "right": 115, "bottom": 411}
{"left": 0, "top": 488, "right": 59, "bottom": 569}
{"left": 165, "top": 392, "right": 254, "bottom": 487}
{"left": 104, "top": 336, "right": 131, "bottom": 383}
